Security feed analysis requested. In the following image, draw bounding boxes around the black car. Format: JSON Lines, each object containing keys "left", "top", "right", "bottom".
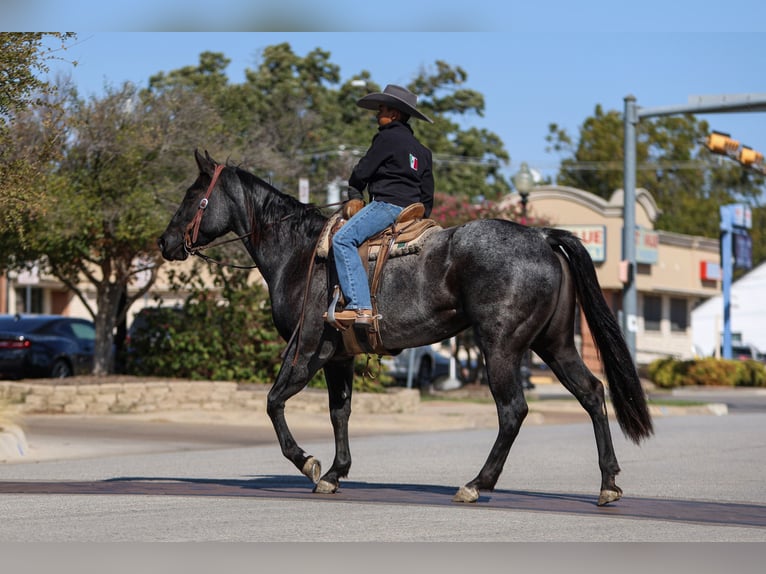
{"left": 0, "top": 314, "right": 96, "bottom": 379}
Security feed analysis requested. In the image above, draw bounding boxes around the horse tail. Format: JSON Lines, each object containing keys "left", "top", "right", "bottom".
{"left": 543, "top": 227, "right": 653, "bottom": 444}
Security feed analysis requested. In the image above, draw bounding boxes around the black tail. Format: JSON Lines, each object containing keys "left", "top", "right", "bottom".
{"left": 545, "top": 228, "right": 653, "bottom": 444}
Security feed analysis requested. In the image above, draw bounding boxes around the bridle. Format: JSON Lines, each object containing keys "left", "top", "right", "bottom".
{"left": 184, "top": 163, "right": 225, "bottom": 252}
{"left": 182, "top": 164, "right": 259, "bottom": 269}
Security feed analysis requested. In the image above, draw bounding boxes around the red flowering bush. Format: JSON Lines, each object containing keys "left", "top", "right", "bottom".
{"left": 430, "top": 192, "right": 544, "bottom": 227}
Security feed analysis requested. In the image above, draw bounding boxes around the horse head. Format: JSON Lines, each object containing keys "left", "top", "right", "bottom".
{"left": 158, "top": 149, "right": 231, "bottom": 261}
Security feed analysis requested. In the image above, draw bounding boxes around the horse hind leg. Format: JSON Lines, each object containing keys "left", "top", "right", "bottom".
{"left": 453, "top": 348, "right": 529, "bottom": 503}
{"left": 534, "top": 338, "right": 623, "bottom": 506}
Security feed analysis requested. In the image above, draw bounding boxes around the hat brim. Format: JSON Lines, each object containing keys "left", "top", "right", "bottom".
{"left": 357, "top": 93, "right": 433, "bottom": 123}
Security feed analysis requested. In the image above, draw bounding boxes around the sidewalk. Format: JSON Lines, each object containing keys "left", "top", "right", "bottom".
{"left": 1, "top": 380, "right": 729, "bottom": 463}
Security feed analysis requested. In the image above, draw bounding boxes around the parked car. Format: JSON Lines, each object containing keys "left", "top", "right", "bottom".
{"left": 0, "top": 314, "right": 96, "bottom": 379}
{"left": 382, "top": 342, "right": 454, "bottom": 391}
{"left": 382, "top": 339, "right": 488, "bottom": 392}
{"left": 125, "top": 306, "right": 184, "bottom": 349}
{"left": 717, "top": 343, "right": 766, "bottom": 362}
{"left": 122, "top": 306, "right": 185, "bottom": 372}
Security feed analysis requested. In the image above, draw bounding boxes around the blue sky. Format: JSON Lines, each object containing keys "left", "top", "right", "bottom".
{"left": 11, "top": 4, "right": 766, "bottom": 184}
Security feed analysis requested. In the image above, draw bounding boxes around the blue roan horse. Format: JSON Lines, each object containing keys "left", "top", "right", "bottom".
{"left": 159, "top": 150, "right": 653, "bottom": 505}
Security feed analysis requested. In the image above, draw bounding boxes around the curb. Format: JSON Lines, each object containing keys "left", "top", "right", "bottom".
{"left": 0, "top": 422, "right": 28, "bottom": 461}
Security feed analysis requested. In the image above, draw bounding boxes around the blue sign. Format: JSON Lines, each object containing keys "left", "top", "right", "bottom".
{"left": 733, "top": 230, "right": 752, "bottom": 269}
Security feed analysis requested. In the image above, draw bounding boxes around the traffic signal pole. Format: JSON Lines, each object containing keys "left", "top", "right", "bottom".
{"left": 622, "top": 93, "right": 766, "bottom": 363}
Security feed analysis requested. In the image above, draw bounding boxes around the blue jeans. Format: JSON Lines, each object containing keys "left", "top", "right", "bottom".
{"left": 332, "top": 200, "right": 403, "bottom": 310}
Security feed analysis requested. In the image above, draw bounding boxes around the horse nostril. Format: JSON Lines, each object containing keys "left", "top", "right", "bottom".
{"left": 157, "top": 237, "right": 165, "bottom": 252}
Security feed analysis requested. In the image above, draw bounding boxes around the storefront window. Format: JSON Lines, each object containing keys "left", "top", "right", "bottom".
{"left": 670, "top": 297, "right": 688, "bottom": 332}
{"left": 643, "top": 294, "right": 662, "bottom": 332}
{"left": 14, "top": 287, "right": 43, "bottom": 314}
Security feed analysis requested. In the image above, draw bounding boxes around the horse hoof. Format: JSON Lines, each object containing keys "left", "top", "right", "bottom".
{"left": 452, "top": 485, "right": 479, "bottom": 503}
{"left": 301, "top": 457, "right": 321, "bottom": 484}
{"left": 313, "top": 479, "right": 338, "bottom": 494}
{"left": 598, "top": 488, "right": 622, "bottom": 506}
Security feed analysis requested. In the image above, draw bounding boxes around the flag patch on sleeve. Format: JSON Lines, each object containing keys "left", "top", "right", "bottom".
{"left": 409, "top": 154, "right": 418, "bottom": 170}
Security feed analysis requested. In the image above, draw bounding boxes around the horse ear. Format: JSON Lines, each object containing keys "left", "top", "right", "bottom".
{"left": 194, "top": 148, "right": 217, "bottom": 177}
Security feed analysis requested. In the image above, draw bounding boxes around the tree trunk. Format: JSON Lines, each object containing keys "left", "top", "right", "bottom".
{"left": 93, "top": 282, "right": 123, "bottom": 375}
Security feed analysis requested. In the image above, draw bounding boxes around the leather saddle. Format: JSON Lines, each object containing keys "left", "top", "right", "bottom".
{"left": 320, "top": 203, "right": 441, "bottom": 355}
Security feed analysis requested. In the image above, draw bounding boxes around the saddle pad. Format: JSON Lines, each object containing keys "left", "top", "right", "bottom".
{"left": 315, "top": 213, "right": 441, "bottom": 260}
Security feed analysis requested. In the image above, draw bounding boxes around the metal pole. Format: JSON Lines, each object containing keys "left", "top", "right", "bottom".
{"left": 720, "top": 205, "right": 733, "bottom": 360}
{"left": 622, "top": 95, "right": 638, "bottom": 361}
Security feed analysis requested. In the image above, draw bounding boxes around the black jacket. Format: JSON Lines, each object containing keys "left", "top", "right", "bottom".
{"left": 348, "top": 121, "right": 434, "bottom": 217}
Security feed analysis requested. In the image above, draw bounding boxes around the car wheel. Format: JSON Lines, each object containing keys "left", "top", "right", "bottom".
{"left": 50, "top": 359, "right": 73, "bottom": 378}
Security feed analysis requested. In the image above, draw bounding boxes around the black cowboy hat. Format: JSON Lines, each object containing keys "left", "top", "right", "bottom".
{"left": 356, "top": 84, "right": 433, "bottom": 123}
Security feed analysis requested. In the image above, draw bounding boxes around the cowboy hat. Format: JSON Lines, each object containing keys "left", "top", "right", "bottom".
{"left": 356, "top": 84, "right": 433, "bottom": 123}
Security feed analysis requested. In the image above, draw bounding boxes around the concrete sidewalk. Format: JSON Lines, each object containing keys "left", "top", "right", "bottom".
{"left": 2, "top": 380, "right": 729, "bottom": 463}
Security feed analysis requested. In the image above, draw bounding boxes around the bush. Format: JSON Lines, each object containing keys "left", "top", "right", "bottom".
{"left": 646, "top": 357, "right": 685, "bottom": 389}
{"left": 647, "top": 356, "right": 766, "bottom": 388}
{"left": 125, "top": 261, "right": 389, "bottom": 391}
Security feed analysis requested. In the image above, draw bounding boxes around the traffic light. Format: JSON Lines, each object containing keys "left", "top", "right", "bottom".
{"left": 738, "top": 146, "right": 764, "bottom": 167}
{"left": 705, "top": 131, "right": 740, "bottom": 156}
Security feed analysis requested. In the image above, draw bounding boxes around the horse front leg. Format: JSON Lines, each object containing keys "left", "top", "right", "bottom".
{"left": 454, "top": 351, "right": 528, "bottom": 503}
{"left": 313, "top": 358, "right": 355, "bottom": 494}
{"left": 266, "top": 355, "right": 323, "bottom": 484}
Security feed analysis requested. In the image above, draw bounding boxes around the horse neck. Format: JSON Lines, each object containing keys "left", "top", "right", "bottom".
{"left": 238, "top": 177, "right": 325, "bottom": 286}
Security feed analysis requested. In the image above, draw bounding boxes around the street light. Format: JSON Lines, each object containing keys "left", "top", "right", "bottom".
{"left": 511, "top": 162, "right": 536, "bottom": 391}
{"left": 512, "top": 162, "right": 535, "bottom": 225}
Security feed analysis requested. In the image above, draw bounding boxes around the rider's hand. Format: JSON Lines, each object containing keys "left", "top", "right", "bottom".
{"left": 342, "top": 198, "right": 365, "bottom": 219}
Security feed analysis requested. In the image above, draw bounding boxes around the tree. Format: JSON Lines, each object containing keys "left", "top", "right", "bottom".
{"left": 0, "top": 32, "right": 77, "bottom": 237}
{"left": 2, "top": 81, "right": 227, "bottom": 374}
{"left": 546, "top": 104, "right": 766, "bottom": 264}
{"left": 150, "top": 45, "right": 510, "bottom": 205}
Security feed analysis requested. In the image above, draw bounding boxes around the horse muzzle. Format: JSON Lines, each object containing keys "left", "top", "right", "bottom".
{"left": 157, "top": 233, "right": 189, "bottom": 261}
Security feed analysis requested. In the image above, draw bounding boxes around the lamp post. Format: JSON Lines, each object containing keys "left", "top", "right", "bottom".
{"left": 512, "top": 162, "right": 535, "bottom": 225}
{"left": 511, "top": 162, "right": 536, "bottom": 390}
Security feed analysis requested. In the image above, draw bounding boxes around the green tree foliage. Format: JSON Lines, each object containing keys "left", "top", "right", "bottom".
{"left": 0, "top": 32, "right": 76, "bottom": 237}
{"left": 2, "top": 81, "right": 227, "bottom": 374}
{"left": 547, "top": 104, "right": 766, "bottom": 265}
{"left": 148, "top": 46, "right": 509, "bottom": 205}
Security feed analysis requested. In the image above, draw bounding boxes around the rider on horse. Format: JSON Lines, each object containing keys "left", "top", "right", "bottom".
{"left": 330, "top": 84, "right": 434, "bottom": 330}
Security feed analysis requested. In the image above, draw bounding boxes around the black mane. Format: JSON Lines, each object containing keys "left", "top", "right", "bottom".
{"left": 233, "top": 165, "right": 328, "bottom": 240}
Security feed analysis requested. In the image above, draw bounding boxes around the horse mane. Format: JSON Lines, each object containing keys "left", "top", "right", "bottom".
{"left": 231, "top": 164, "right": 328, "bottom": 241}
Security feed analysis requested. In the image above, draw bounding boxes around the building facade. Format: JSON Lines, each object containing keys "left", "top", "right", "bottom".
{"left": 510, "top": 185, "right": 721, "bottom": 369}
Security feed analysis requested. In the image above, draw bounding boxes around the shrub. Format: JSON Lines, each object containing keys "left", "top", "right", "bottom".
{"left": 677, "top": 358, "right": 738, "bottom": 387}
{"left": 647, "top": 356, "right": 766, "bottom": 388}
{"left": 736, "top": 360, "right": 766, "bottom": 387}
{"left": 647, "top": 357, "right": 684, "bottom": 388}
{"left": 125, "top": 261, "right": 390, "bottom": 391}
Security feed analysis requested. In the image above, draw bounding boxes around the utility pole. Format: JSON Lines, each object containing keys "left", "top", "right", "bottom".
{"left": 622, "top": 93, "right": 766, "bottom": 362}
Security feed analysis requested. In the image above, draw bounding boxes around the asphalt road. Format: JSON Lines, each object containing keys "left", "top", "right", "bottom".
{"left": 1, "top": 402, "right": 765, "bottom": 543}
